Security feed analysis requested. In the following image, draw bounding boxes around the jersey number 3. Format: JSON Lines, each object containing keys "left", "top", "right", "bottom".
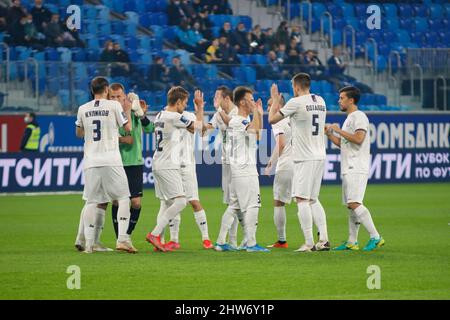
{"left": 92, "top": 120, "right": 101, "bottom": 141}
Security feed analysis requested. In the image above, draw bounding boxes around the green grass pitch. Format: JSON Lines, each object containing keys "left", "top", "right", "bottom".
{"left": 0, "top": 183, "right": 449, "bottom": 300}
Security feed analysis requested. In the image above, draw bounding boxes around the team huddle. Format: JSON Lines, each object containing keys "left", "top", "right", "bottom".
{"left": 74, "top": 72, "right": 385, "bottom": 254}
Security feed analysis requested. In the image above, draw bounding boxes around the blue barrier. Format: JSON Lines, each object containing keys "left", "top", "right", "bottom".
{"left": 1, "top": 113, "right": 449, "bottom": 193}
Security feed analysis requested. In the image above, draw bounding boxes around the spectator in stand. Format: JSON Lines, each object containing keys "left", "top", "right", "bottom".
{"left": 191, "top": 21, "right": 209, "bottom": 58}
{"left": 250, "top": 25, "right": 266, "bottom": 54}
{"left": 303, "top": 49, "right": 326, "bottom": 80}
{"left": 231, "top": 22, "right": 250, "bottom": 54}
{"left": 218, "top": 36, "right": 239, "bottom": 75}
{"left": 290, "top": 25, "right": 303, "bottom": 46}
{"left": 23, "top": 14, "right": 46, "bottom": 50}
{"left": 263, "top": 27, "right": 276, "bottom": 52}
{"left": 9, "top": 15, "right": 27, "bottom": 46}
{"left": 264, "top": 50, "right": 289, "bottom": 80}
{"left": 0, "top": 5, "right": 9, "bottom": 32}
{"left": 181, "top": 0, "right": 196, "bottom": 19}
{"left": 111, "top": 42, "right": 131, "bottom": 77}
{"left": 44, "top": 13, "right": 64, "bottom": 47}
{"left": 31, "top": 0, "right": 52, "bottom": 33}
{"left": 276, "top": 43, "right": 288, "bottom": 64}
{"left": 192, "top": 8, "right": 213, "bottom": 40}
{"left": 285, "top": 48, "right": 302, "bottom": 75}
{"left": 219, "top": 22, "right": 233, "bottom": 44}
{"left": 274, "top": 21, "right": 290, "bottom": 47}
{"left": 175, "top": 19, "right": 198, "bottom": 52}
{"left": 20, "top": 112, "right": 40, "bottom": 152}
{"left": 62, "top": 16, "right": 85, "bottom": 48}
{"left": 148, "top": 56, "right": 170, "bottom": 91}
{"left": 167, "top": 0, "right": 187, "bottom": 26}
{"left": 100, "top": 40, "right": 115, "bottom": 63}
{"left": 7, "top": 0, "right": 27, "bottom": 27}
{"left": 192, "top": 0, "right": 205, "bottom": 13}
{"left": 209, "top": 0, "right": 232, "bottom": 14}
{"left": 169, "top": 55, "right": 197, "bottom": 90}
{"left": 205, "top": 38, "right": 222, "bottom": 63}
{"left": 288, "top": 36, "right": 303, "bottom": 55}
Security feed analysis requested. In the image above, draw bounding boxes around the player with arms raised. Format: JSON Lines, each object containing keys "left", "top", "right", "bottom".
{"left": 325, "top": 86, "right": 384, "bottom": 251}
{"left": 145, "top": 87, "right": 204, "bottom": 252}
{"left": 269, "top": 73, "right": 330, "bottom": 252}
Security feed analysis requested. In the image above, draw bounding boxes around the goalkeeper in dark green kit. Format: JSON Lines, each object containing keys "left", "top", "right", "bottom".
{"left": 109, "top": 83, "right": 154, "bottom": 250}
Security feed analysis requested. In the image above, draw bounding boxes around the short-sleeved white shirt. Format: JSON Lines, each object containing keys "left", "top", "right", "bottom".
{"left": 340, "top": 110, "right": 371, "bottom": 175}
{"left": 208, "top": 106, "right": 238, "bottom": 164}
{"left": 280, "top": 94, "right": 327, "bottom": 161}
{"left": 76, "top": 99, "right": 127, "bottom": 169}
{"left": 228, "top": 115, "right": 258, "bottom": 178}
{"left": 271, "top": 117, "right": 293, "bottom": 172}
{"left": 179, "top": 111, "right": 197, "bottom": 167}
{"left": 152, "top": 110, "right": 193, "bottom": 170}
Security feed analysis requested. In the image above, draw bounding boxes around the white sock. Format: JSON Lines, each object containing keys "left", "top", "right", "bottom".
{"left": 117, "top": 198, "right": 131, "bottom": 242}
{"left": 83, "top": 203, "right": 97, "bottom": 249}
{"left": 274, "top": 206, "right": 286, "bottom": 242}
{"left": 194, "top": 210, "right": 209, "bottom": 240}
{"left": 311, "top": 200, "right": 328, "bottom": 242}
{"left": 229, "top": 214, "right": 239, "bottom": 247}
{"left": 156, "top": 200, "right": 168, "bottom": 244}
{"left": 217, "top": 207, "right": 237, "bottom": 245}
{"left": 152, "top": 197, "right": 187, "bottom": 236}
{"left": 237, "top": 210, "right": 247, "bottom": 246}
{"left": 348, "top": 209, "right": 360, "bottom": 244}
{"left": 354, "top": 205, "right": 380, "bottom": 239}
{"left": 75, "top": 204, "right": 86, "bottom": 244}
{"left": 297, "top": 201, "right": 314, "bottom": 246}
{"left": 169, "top": 214, "right": 181, "bottom": 243}
{"left": 94, "top": 206, "right": 106, "bottom": 245}
{"left": 244, "top": 207, "right": 259, "bottom": 247}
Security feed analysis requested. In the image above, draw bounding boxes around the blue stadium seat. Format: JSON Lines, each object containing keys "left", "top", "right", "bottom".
{"left": 254, "top": 54, "right": 266, "bottom": 65}
{"left": 399, "top": 18, "right": 413, "bottom": 30}
{"left": 341, "top": 3, "right": 354, "bottom": 17}
{"left": 71, "top": 48, "right": 86, "bottom": 62}
{"left": 97, "top": 21, "right": 112, "bottom": 36}
{"left": 382, "top": 4, "right": 398, "bottom": 18}
{"left": 429, "top": 4, "right": 443, "bottom": 19}
{"left": 83, "top": 5, "right": 97, "bottom": 20}
{"left": 310, "top": 81, "right": 322, "bottom": 95}
{"left": 58, "top": 89, "right": 71, "bottom": 109}
{"left": 345, "top": 17, "right": 359, "bottom": 30}
{"left": 156, "top": 0, "right": 168, "bottom": 12}
{"left": 398, "top": 4, "right": 413, "bottom": 18}
{"left": 428, "top": 19, "right": 444, "bottom": 31}
{"left": 327, "top": 3, "right": 343, "bottom": 17}
{"left": 45, "top": 47, "right": 59, "bottom": 61}
{"left": 125, "top": 36, "right": 138, "bottom": 50}
{"left": 312, "top": 3, "right": 327, "bottom": 18}
{"left": 111, "top": 21, "right": 124, "bottom": 34}
{"left": 125, "top": 11, "right": 140, "bottom": 25}
{"left": 124, "top": 0, "right": 137, "bottom": 12}
{"left": 74, "top": 90, "right": 90, "bottom": 106}
{"left": 320, "top": 81, "right": 333, "bottom": 94}
{"left": 414, "top": 18, "right": 428, "bottom": 32}
{"left": 255, "top": 80, "right": 271, "bottom": 93}
{"left": 384, "top": 17, "right": 399, "bottom": 30}
{"left": 354, "top": 4, "right": 367, "bottom": 17}
{"left": 96, "top": 5, "right": 110, "bottom": 21}
{"left": 57, "top": 47, "right": 71, "bottom": 62}
{"left": 110, "top": 34, "right": 125, "bottom": 48}
{"left": 239, "top": 16, "right": 252, "bottom": 30}
{"left": 412, "top": 4, "right": 428, "bottom": 18}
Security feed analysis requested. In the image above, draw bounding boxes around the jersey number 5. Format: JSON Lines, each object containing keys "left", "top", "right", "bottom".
{"left": 312, "top": 114, "right": 319, "bottom": 136}
{"left": 92, "top": 120, "right": 101, "bottom": 141}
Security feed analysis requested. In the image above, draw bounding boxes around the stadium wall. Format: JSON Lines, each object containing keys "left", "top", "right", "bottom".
{"left": 0, "top": 112, "right": 449, "bottom": 193}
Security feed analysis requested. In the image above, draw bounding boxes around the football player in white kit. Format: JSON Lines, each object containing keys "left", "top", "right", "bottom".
{"left": 163, "top": 108, "right": 214, "bottom": 250}
{"left": 264, "top": 91, "right": 292, "bottom": 249}
{"left": 145, "top": 87, "right": 205, "bottom": 252}
{"left": 214, "top": 86, "right": 269, "bottom": 252}
{"left": 205, "top": 86, "right": 245, "bottom": 249}
{"left": 269, "top": 73, "right": 330, "bottom": 252}
{"left": 325, "top": 86, "right": 384, "bottom": 251}
{"left": 75, "top": 77, "right": 134, "bottom": 254}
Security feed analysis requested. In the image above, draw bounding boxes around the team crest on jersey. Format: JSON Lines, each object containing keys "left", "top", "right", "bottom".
{"left": 180, "top": 115, "right": 189, "bottom": 124}
{"left": 242, "top": 120, "right": 249, "bottom": 126}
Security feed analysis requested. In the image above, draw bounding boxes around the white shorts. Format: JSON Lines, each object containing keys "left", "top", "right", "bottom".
{"left": 342, "top": 173, "right": 368, "bottom": 205}
{"left": 83, "top": 166, "right": 130, "bottom": 204}
{"left": 154, "top": 169, "right": 185, "bottom": 201}
{"left": 292, "top": 160, "right": 325, "bottom": 201}
{"left": 273, "top": 169, "right": 293, "bottom": 204}
{"left": 181, "top": 165, "right": 199, "bottom": 202}
{"left": 222, "top": 163, "right": 232, "bottom": 204}
{"left": 229, "top": 175, "right": 261, "bottom": 212}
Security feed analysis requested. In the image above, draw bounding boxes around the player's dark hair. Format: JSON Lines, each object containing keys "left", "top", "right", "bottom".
{"left": 167, "top": 86, "right": 189, "bottom": 105}
{"left": 217, "top": 86, "right": 233, "bottom": 100}
{"left": 109, "top": 83, "right": 125, "bottom": 92}
{"left": 233, "top": 86, "right": 253, "bottom": 107}
{"left": 28, "top": 112, "right": 36, "bottom": 120}
{"left": 291, "top": 72, "right": 311, "bottom": 90}
{"left": 339, "top": 86, "right": 361, "bottom": 104}
{"left": 90, "top": 77, "right": 109, "bottom": 95}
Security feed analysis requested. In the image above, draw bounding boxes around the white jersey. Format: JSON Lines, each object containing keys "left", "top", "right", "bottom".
{"left": 75, "top": 99, "right": 127, "bottom": 169}
{"left": 271, "top": 117, "right": 293, "bottom": 172}
{"left": 180, "top": 111, "right": 197, "bottom": 167}
{"left": 280, "top": 94, "right": 327, "bottom": 161}
{"left": 228, "top": 115, "right": 258, "bottom": 178}
{"left": 340, "top": 110, "right": 371, "bottom": 175}
{"left": 208, "top": 106, "right": 238, "bottom": 164}
{"left": 153, "top": 110, "right": 193, "bottom": 171}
